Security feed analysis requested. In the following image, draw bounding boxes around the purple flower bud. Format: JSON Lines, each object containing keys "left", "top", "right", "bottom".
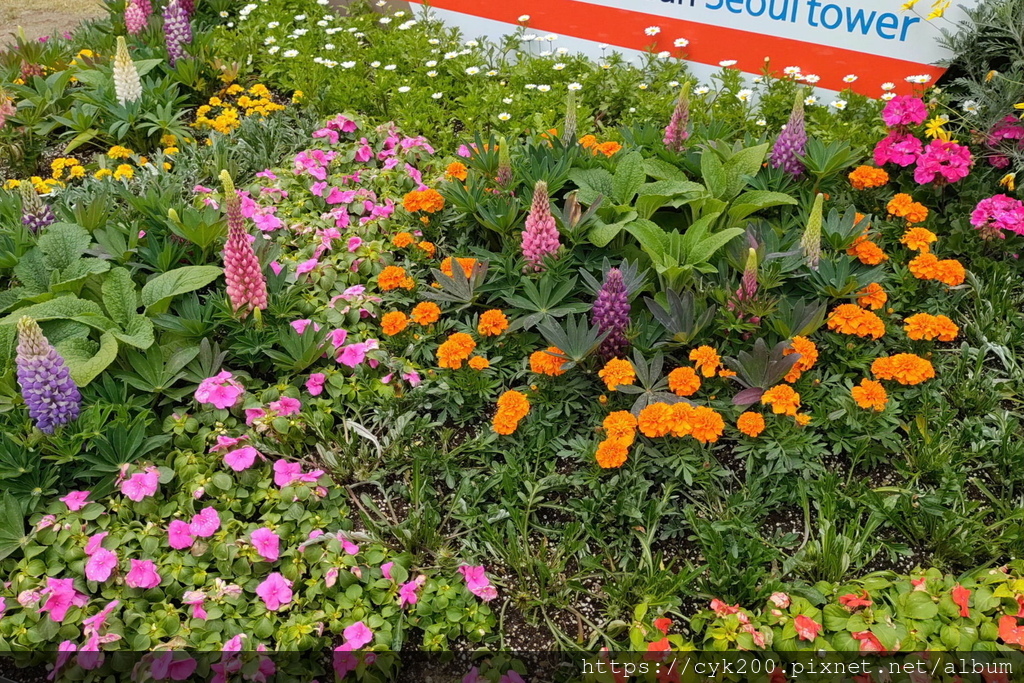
{"left": 770, "top": 92, "right": 807, "bottom": 177}
{"left": 663, "top": 89, "right": 690, "bottom": 152}
{"left": 592, "top": 268, "right": 630, "bottom": 360}
{"left": 16, "top": 317, "right": 81, "bottom": 433}
{"left": 20, "top": 183, "right": 55, "bottom": 232}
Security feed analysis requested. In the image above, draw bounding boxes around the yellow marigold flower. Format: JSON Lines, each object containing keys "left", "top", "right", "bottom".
{"left": 689, "top": 405, "right": 725, "bottom": 444}
{"left": 437, "top": 332, "right": 476, "bottom": 369}
{"left": 163, "top": 147, "right": 179, "bottom": 155}
{"left": 847, "top": 237, "right": 888, "bottom": 265}
{"left": 908, "top": 253, "right": 965, "bottom": 286}
{"left": 530, "top": 347, "right": 568, "bottom": 376}
{"left": 871, "top": 353, "right": 935, "bottom": 385}
{"left": 94, "top": 169, "right": 113, "bottom": 180}
{"left": 667, "top": 367, "right": 701, "bottom": 397}
{"left": 68, "top": 165, "right": 86, "bottom": 179}
{"left": 440, "top": 257, "right": 478, "bottom": 277}
{"left": 783, "top": 336, "right": 818, "bottom": 382}
{"left": 3, "top": 179, "right": 20, "bottom": 189}
{"left": 377, "top": 265, "right": 415, "bottom": 291}
{"left": 689, "top": 346, "right": 721, "bottom": 378}
{"left": 392, "top": 232, "right": 415, "bottom": 248}
{"left": 761, "top": 384, "right": 801, "bottom": 416}
{"left": 411, "top": 301, "right": 441, "bottom": 325}
{"left": 599, "top": 358, "right": 636, "bottom": 391}
{"left": 851, "top": 378, "right": 888, "bottom": 411}
{"left": 445, "top": 162, "right": 469, "bottom": 181}
{"left": 113, "top": 164, "right": 134, "bottom": 181}
{"left": 108, "top": 145, "right": 133, "bottom": 159}
{"left": 857, "top": 283, "right": 887, "bottom": 310}
{"left": 478, "top": 309, "right": 509, "bottom": 336}
{"left": 794, "top": 413, "right": 812, "bottom": 426}
{"left": 903, "top": 313, "right": 958, "bottom": 342}
{"left": 292, "top": 90, "right": 304, "bottom": 103}
{"left": 638, "top": 402, "right": 675, "bottom": 438}
{"left": 737, "top": 412, "right": 765, "bottom": 437}
{"left": 468, "top": 356, "right": 490, "bottom": 370}
{"left": 848, "top": 165, "right": 889, "bottom": 190}
{"left": 826, "top": 304, "right": 886, "bottom": 339}
{"left": 381, "top": 311, "right": 409, "bottom": 336}
{"left": 578, "top": 134, "right": 598, "bottom": 149}
{"left": 160, "top": 134, "right": 178, "bottom": 146}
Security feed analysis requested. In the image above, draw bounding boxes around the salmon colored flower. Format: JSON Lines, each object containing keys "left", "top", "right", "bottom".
{"left": 381, "top": 311, "right": 409, "bottom": 336}
{"left": 851, "top": 378, "right": 887, "bottom": 411}
{"left": 411, "top": 301, "right": 441, "bottom": 325}
{"left": 827, "top": 304, "right": 886, "bottom": 339}
{"left": 598, "top": 358, "right": 636, "bottom": 391}
{"left": 903, "top": 313, "right": 959, "bottom": 341}
{"left": 871, "top": 353, "right": 935, "bottom": 385}
{"left": 667, "top": 367, "right": 701, "bottom": 396}
{"left": 848, "top": 165, "right": 889, "bottom": 190}
{"left": 437, "top": 332, "right": 476, "bottom": 369}
{"left": 689, "top": 346, "right": 721, "bottom": 377}
{"left": 378, "top": 265, "right": 415, "bottom": 291}
{"left": 783, "top": 336, "right": 818, "bottom": 382}
{"left": 737, "top": 412, "right": 765, "bottom": 437}
{"left": 900, "top": 227, "right": 937, "bottom": 252}
{"left": 478, "top": 310, "right": 509, "bottom": 336}
{"left": 857, "top": 283, "right": 887, "bottom": 310}
{"left": 761, "top": 384, "right": 801, "bottom": 416}
{"left": 530, "top": 347, "right": 568, "bottom": 376}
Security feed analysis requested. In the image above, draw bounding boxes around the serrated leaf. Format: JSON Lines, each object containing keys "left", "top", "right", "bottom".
{"left": 38, "top": 222, "right": 91, "bottom": 271}
{"left": 141, "top": 266, "right": 223, "bottom": 310}
{"left": 102, "top": 267, "right": 140, "bottom": 327}
{"left": 112, "top": 315, "right": 155, "bottom": 349}
{"left": 13, "top": 250, "right": 50, "bottom": 294}
{"left": 58, "top": 332, "right": 118, "bottom": 386}
{"left": 612, "top": 151, "right": 645, "bottom": 204}
{"left": 0, "top": 296, "right": 104, "bottom": 326}
{"left": 722, "top": 143, "right": 769, "bottom": 200}
{"left": 51, "top": 258, "right": 110, "bottom": 293}
{"left": 568, "top": 168, "right": 615, "bottom": 206}
{"left": 0, "top": 287, "right": 29, "bottom": 315}
{"left": 643, "top": 158, "right": 687, "bottom": 181}
{"left": 638, "top": 180, "right": 704, "bottom": 197}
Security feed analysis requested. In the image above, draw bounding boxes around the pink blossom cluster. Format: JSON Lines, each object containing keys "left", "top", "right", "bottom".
{"left": 913, "top": 139, "right": 972, "bottom": 184}
{"left": 312, "top": 114, "right": 358, "bottom": 145}
{"left": 873, "top": 131, "right": 922, "bottom": 167}
{"left": 195, "top": 371, "right": 244, "bottom": 409}
{"left": 986, "top": 116, "right": 1024, "bottom": 168}
{"left": 458, "top": 565, "right": 497, "bottom": 601}
{"left": 970, "top": 194, "right": 1024, "bottom": 238}
{"left": 880, "top": 95, "right": 927, "bottom": 128}
{"left": 293, "top": 149, "right": 337, "bottom": 180}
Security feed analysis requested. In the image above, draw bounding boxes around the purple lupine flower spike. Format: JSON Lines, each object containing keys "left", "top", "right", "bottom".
{"left": 178, "top": 0, "right": 194, "bottom": 16}
{"left": 663, "top": 87, "right": 690, "bottom": 152}
{"left": 20, "top": 183, "right": 55, "bottom": 232}
{"left": 592, "top": 267, "right": 630, "bottom": 360}
{"left": 521, "top": 180, "right": 560, "bottom": 272}
{"left": 769, "top": 90, "right": 807, "bottom": 176}
{"left": 220, "top": 170, "right": 268, "bottom": 318}
{"left": 16, "top": 317, "right": 81, "bottom": 433}
{"left": 163, "top": 0, "right": 191, "bottom": 66}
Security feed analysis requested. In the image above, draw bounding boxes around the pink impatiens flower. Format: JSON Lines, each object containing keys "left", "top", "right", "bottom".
{"left": 209, "top": 434, "right": 247, "bottom": 453}
{"left": 458, "top": 565, "right": 497, "bottom": 602}
{"left": 150, "top": 652, "right": 198, "bottom": 681}
{"left": 38, "top": 578, "right": 89, "bottom": 622}
{"left": 256, "top": 572, "right": 293, "bottom": 611}
{"left": 290, "top": 319, "right": 317, "bottom": 334}
{"left": 183, "top": 591, "right": 207, "bottom": 620}
{"left": 269, "top": 396, "right": 301, "bottom": 416}
{"left": 305, "top": 373, "right": 326, "bottom": 396}
{"left": 194, "top": 371, "right": 245, "bottom": 410}
{"left": 224, "top": 445, "right": 260, "bottom": 471}
{"left": 251, "top": 527, "right": 281, "bottom": 561}
{"left": 381, "top": 562, "right": 394, "bottom": 580}
{"left": 125, "top": 560, "right": 161, "bottom": 589}
{"left": 60, "top": 490, "right": 91, "bottom": 511}
{"left": 84, "top": 532, "right": 108, "bottom": 556}
{"left": 190, "top": 507, "right": 221, "bottom": 538}
{"left": 168, "top": 520, "right": 194, "bottom": 550}
{"left": 340, "top": 621, "right": 373, "bottom": 649}
{"left": 272, "top": 459, "right": 324, "bottom": 487}
{"left": 121, "top": 468, "right": 159, "bottom": 502}
{"left": 295, "top": 258, "right": 319, "bottom": 275}
{"left": 398, "top": 575, "right": 426, "bottom": 608}
{"left": 85, "top": 548, "right": 118, "bottom": 582}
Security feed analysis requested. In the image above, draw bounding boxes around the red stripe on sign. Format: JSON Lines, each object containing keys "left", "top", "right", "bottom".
{"left": 408, "top": 0, "right": 942, "bottom": 96}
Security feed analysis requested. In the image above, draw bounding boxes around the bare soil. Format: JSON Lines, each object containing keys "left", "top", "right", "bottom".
{"left": 0, "top": 0, "right": 104, "bottom": 47}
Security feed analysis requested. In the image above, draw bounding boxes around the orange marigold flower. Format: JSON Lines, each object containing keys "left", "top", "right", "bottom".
{"left": 437, "top": 332, "right": 476, "bottom": 369}
{"left": 638, "top": 402, "right": 674, "bottom": 438}
{"left": 857, "top": 283, "right": 888, "bottom": 310}
{"left": 417, "top": 241, "right": 437, "bottom": 258}
{"left": 468, "top": 356, "right": 490, "bottom": 370}
{"left": 381, "top": 311, "right": 409, "bottom": 336}
{"left": 887, "top": 193, "right": 913, "bottom": 216}
{"left": 909, "top": 252, "right": 939, "bottom": 280}
{"left": 595, "top": 141, "right": 623, "bottom": 157}
{"left": 689, "top": 346, "right": 721, "bottom": 378}
{"left": 440, "top": 256, "right": 478, "bottom": 277}
{"left": 871, "top": 353, "right": 935, "bottom": 385}
{"left": 690, "top": 405, "right": 725, "bottom": 444}
{"left": 783, "top": 336, "right": 818, "bottom": 383}
{"left": 908, "top": 253, "right": 965, "bottom": 286}
{"left": 761, "top": 384, "right": 801, "bottom": 416}
{"left": 603, "top": 410, "right": 639, "bottom": 442}
{"left": 667, "top": 367, "right": 701, "bottom": 397}
{"left": 530, "top": 347, "right": 568, "bottom": 376}
{"left": 718, "top": 368, "right": 737, "bottom": 378}
{"left": 595, "top": 438, "right": 630, "bottom": 468}
{"left": 851, "top": 378, "right": 888, "bottom": 411}
{"left": 903, "top": 313, "right": 959, "bottom": 342}
{"left": 847, "top": 238, "right": 888, "bottom": 265}
{"left": 794, "top": 413, "right": 812, "bottom": 426}
{"left": 578, "top": 134, "right": 598, "bottom": 149}
{"left": 900, "top": 227, "right": 937, "bottom": 252}
{"left": 668, "top": 403, "right": 695, "bottom": 438}
{"left": 826, "top": 304, "right": 886, "bottom": 340}
{"left": 848, "top": 165, "right": 889, "bottom": 190}
{"left": 478, "top": 309, "right": 509, "bottom": 336}
{"left": 378, "top": 265, "right": 415, "bottom": 291}
{"left": 904, "top": 202, "right": 929, "bottom": 224}
{"left": 411, "top": 301, "right": 441, "bottom": 325}
{"left": 403, "top": 188, "right": 445, "bottom": 213}
{"left": 737, "top": 412, "right": 766, "bottom": 438}
{"left": 492, "top": 389, "right": 530, "bottom": 434}
{"left": 445, "top": 161, "right": 468, "bottom": 181}
{"left": 599, "top": 358, "right": 636, "bottom": 391}
{"left": 392, "top": 232, "right": 415, "bottom": 248}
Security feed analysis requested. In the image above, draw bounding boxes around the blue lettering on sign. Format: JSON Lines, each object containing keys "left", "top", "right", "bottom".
{"left": 700, "top": 0, "right": 921, "bottom": 41}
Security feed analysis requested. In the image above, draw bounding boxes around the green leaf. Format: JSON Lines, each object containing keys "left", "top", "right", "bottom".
{"left": 63, "top": 129, "right": 100, "bottom": 155}
{"left": 728, "top": 190, "right": 799, "bottom": 222}
{"left": 638, "top": 180, "right": 704, "bottom": 197}
{"left": 902, "top": 590, "right": 939, "bottom": 620}
{"left": 38, "top": 222, "right": 91, "bottom": 271}
{"left": 0, "top": 287, "right": 29, "bottom": 315}
{"left": 687, "top": 227, "right": 745, "bottom": 266}
{"left": 722, "top": 143, "right": 769, "bottom": 200}
{"left": 58, "top": 331, "right": 118, "bottom": 386}
{"left": 51, "top": 259, "right": 110, "bottom": 293}
{"left": 612, "top": 151, "right": 645, "bottom": 204}
{"left": 587, "top": 211, "right": 637, "bottom": 248}
{"left": 13, "top": 250, "right": 51, "bottom": 294}
{"left": 0, "top": 296, "right": 106, "bottom": 327}
{"left": 643, "top": 158, "right": 687, "bottom": 181}
{"left": 112, "top": 315, "right": 155, "bottom": 349}
{"left": 0, "top": 492, "right": 25, "bottom": 561}
{"left": 141, "top": 266, "right": 223, "bottom": 311}
{"left": 626, "top": 218, "right": 669, "bottom": 256}
{"left": 568, "top": 168, "right": 614, "bottom": 206}
{"left": 102, "top": 267, "right": 140, "bottom": 327}
{"left": 635, "top": 195, "right": 670, "bottom": 220}
{"left": 700, "top": 150, "right": 727, "bottom": 199}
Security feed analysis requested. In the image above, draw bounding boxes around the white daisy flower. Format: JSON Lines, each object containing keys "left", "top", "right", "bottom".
{"left": 804, "top": 74, "right": 820, "bottom": 84}
{"left": 657, "top": 51, "right": 671, "bottom": 59}
{"left": 466, "top": 40, "right": 479, "bottom": 47}
{"left": 426, "top": 60, "right": 437, "bottom": 67}
{"left": 370, "top": 61, "right": 381, "bottom": 67}
{"left": 324, "top": 43, "right": 334, "bottom": 50}
{"left": 881, "top": 82, "right": 896, "bottom": 91}
{"left": 267, "top": 45, "right": 279, "bottom": 54}
{"left": 720, "top": 59, "right": 737, "bottom": 67}
{"left": 283, "top": 49, "right": 299, "bottom": 57}
{"left": 843, "top": 74, "right": 858, "bottom": 83}
{"left": 397, "top": 86, "right": 410, "bottom": 93}
{"left": 444, "top": 52, "right": 458, "bottom": 59}
{"left": 829, "top": 99, "right": 847, "bottom": 110}
{"left": 804, "top": 96, "right": 818, "bottom": 105}
{"left": 906, "top": 74, "right": 931, "bottom": 84}
{"left": 668, "top": 80, "right": 680, "bottom": 88}
{"left": 518, "top": 14, "right": 531, "bottom": 22}
{"left": 537, "top": 84, "right": 551, "bottom": 92}
{"left": 379, "top": 17, "right": 391, "bottom": 24}
{"left": 465, "top": 67, "right": 480, "bottom": 75}
{"left": 432, "top": 92, "right": 443, "bottom": 99}
{"left": 881, "top": 92, "right": 896, "bottom": 101}
{"left": 645, "top": 26, "right": 661, "bottom": 36}
{"left": 264, "top": 36, "right": 276, "bottom": 45}
{"left": 961, "top": 99, "right": 979, "bottom": 114}
{"left": 426, "top": 71, "right": 438, "bottom": 77}
{"left": 568, "top": 82, "right": 582, "bottom": 91}
{"left": 736, "top": 89, "right": 753, "bottom": 101}
{"left": 294, "top": 13, "right": 305, "bottom": 20}
{"left": 502, "top": 97, "right": 513, "bottom": 104}
{"left": 694, "top": 86, "right": 710, "bottom": 95}
{"left": 384, "top": 64, "right": 397, "bottom": 71}
{"left": 756, "top": 118, "right": 767, "bottom": 126}
{"left": 486, "top": 70, "right": 498, "bottom": 77}
{"left": 674, "top": 38, "right": 689, "bottom": 47}
{"left": 428, "top": 38, "right": 440, "bottom": 45}
{"left": 525, "top": 83, "right": 537, "bottom": 89}
{"left": 638, "top": 83, "right": 648, "bottom": 90}
{"left": 783, "top": 66, "right": 801, "bottom": 76}
{"left": 341, "top": 61, "right": 355, "bottom": 68}
{"left": 498, "top": 112, "right": 511, "bottom": 121}
{"left": 553, "top": 63, "right": 566, "bottom": 70}
{"left": 267, "top": 21, "right": 279, "bottom": 28}
{"left": 317, "top": 20, "right": 327, "bottom": 27}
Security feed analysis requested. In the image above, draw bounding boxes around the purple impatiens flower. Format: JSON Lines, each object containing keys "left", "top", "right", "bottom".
{"left": 16, "top": 317, "right": 81, "bottom": 433}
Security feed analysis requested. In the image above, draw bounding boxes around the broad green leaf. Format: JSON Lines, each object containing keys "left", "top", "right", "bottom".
{"left": 679, "top": 212, "right": 721, "bottom": 255}
{"left": 612, "top": 151, "right": 645, "bottom": 204}
{"left": 700, "top": 150, "right": 728, "bottom": 199}
{"left": 38, "top": 222, "right": 91, "bottom": 271}
{"left": 587, "top": 212, "right": 637, "bottom": 248}
{"left": 901, "top": 590, "right": 939, "bottom": 620}
{"left": 141, "top": 266, "right": 223, "bottom": 310}
{"left": 0, "top": 296, "right": 104, "bottom": 326}
{"left": 62, "top": 129, "right": 100, "bottom": 155}
{"left": 13, "top": 250, "right": 50, "bottom": 294}
{"left": 51, "top": 258, "right": 110, "bottom": 293}
{"left": 638, "top": 180, "right": 704, "bottom": 198}
{"left": 626, "top": 218, "right": 669, "bottom": 257}
{"left": 40, "top": 320, "right": 90, "bottom": 344}
{"left": 568, "top": 168, "right": 614, "bottom": 206}
{"left": 728, "top": 190, "right": 799, "bottom": 222}
{"left": 722, "top": 143, "right": 769, "bottom": 200}
{"left": 135, "top": 58, "right": 163, "bottom": 77}
{"left": 0, "top": 492, "right": 25, "bottom": 561}
{"left": 0, "top": 288, "right": 28, "bottom": 315}
{"left": 643, "top": 157, "right": 687, "bottom": 181}
{"left": 102, "top": 267, "right": 140, "bottom": 327}
{"left": 58, "top": 332, "right": 118, "bottom": 386}
{"left": 687, "top": 228, "right": 745, "bottom": 266}
{"left": 112, "top": 315, "right": 155, "bottom": 349}
{"left": 635, "top": 195, "right": 670, "bottom": 220}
